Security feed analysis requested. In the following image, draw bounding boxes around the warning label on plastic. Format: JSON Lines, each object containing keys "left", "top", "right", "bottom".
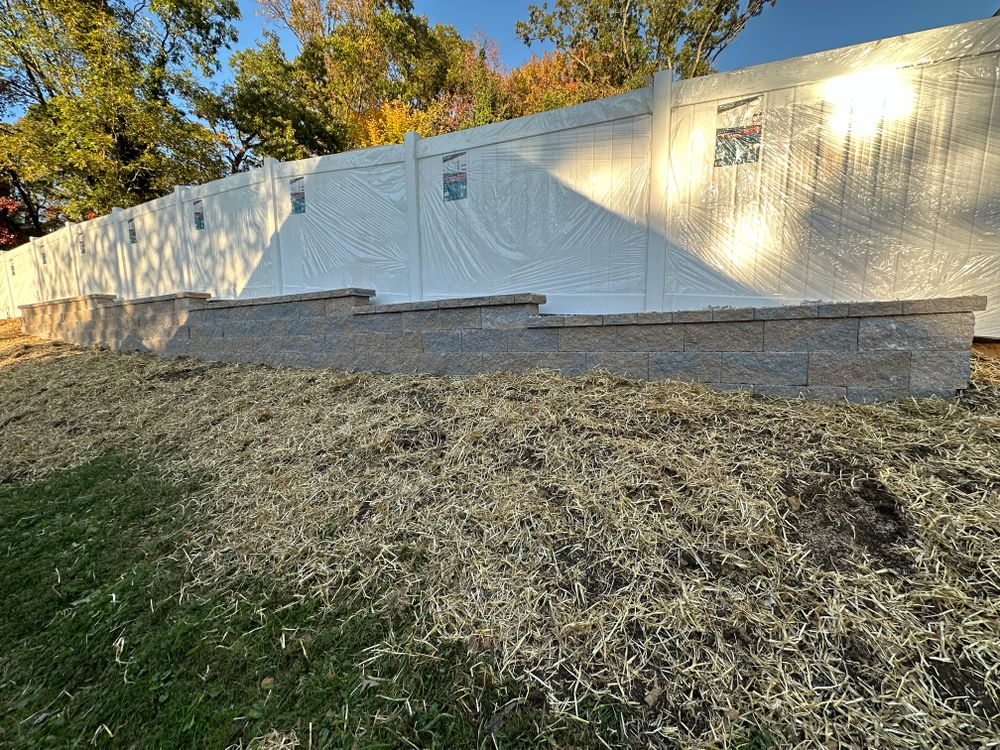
{"left": 443, "top": 151, "right": 467, "bottom": 201}
{"left": 193, "top": 199, "right": 205, "bottom": 230}
{"left": 290, "top": 177, "right": 305, "bottom": 214}
{"left": 715, "top": 95, "right": 763, "bottom": 167}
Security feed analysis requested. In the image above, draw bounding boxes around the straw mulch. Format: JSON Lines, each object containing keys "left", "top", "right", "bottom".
{"left": 2, "top": 317, "right": 999, "bottom": 748}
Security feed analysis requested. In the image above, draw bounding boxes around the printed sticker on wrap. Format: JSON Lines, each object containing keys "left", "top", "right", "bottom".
{"left": 443, "top": 151, "right": 467, "bottom": 202}
{"left": 127, "top": 218, "right": 137, "bottom": 244}
{"left": 290, "top": 177, "right": 306, "bottom": 214}
{"left": 715, "top": 95, "right": 763, "bottom": 167}
{"left": 193, "top": 199, "right": 205, "bottom": 230}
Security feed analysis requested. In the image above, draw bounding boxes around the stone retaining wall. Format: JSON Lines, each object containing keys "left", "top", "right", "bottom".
{"left": 19, "top": 290, "right": 987, "bottom": 401}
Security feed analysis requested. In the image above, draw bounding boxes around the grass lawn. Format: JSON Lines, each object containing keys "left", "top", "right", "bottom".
{"left": 0, "top": 452, "right": 622, "bottom": 748}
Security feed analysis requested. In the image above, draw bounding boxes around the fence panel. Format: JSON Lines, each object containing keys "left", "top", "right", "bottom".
{"left": 4, "top": 244, "right": 40, "bottom": 314}
{"left": 664, "top": 18, "right": 1000, "bottom": 332}
{"left": 75, "top": 215, "right": 121, "bottom": 296}
{"left": 184, "top": 172, "right": 276, "bottom": 299}
{"left": 33, "top": 229, "right": 79, "bottom": 301}
{"left": 416, "top": 91, "right": 652, "bottom": 313}
{"left": 1, "top": 259, "right": 14, "bottom": 318}
{"left": 122, "top": 195, "right": 188, "bottom": 299}
{"left": 273, "top": 147, "right": 408, "bottom": 300}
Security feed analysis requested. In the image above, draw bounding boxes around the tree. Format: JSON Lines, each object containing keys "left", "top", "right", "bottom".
{"left": 257, "top": 0, "right": 454, "bottom": 126}
{"left": 0, "top": 0, "right": 239, "bottom": 224}
{"left": 195, "top": 36, "right": 347, "bottom": 172}
{"left": 515, "top": 0, "right": 777, "bottom": 87}
{"left": 504, "top": 50, "right": 621, "bottom": 117}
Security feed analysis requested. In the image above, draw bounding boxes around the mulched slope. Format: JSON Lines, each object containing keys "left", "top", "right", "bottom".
{"left": 2, "top": 318, "right": 999, "bottom": 748}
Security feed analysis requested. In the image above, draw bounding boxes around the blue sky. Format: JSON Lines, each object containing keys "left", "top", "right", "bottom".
{"left": 230, "top": 0, "right": 1000, "bottom": 75}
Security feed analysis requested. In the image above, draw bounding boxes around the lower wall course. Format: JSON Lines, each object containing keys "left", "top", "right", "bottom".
{"left": 480, "top": 352, "right": 586, "bottom": 375}
{"left": 586, "top": 352, "right": 650, "bottom": 379}
{"left": 808, "top": 351, "right": 911, "bottom": 388}
{"left": 649, "top": 352, "right": 721, "bottom": 382}
{"left": 754, "top": 385, "right": 848, "bottom": 400}
{"left": 909, "top": 350, "right": 972, "bottom": 389}
{"left": 720, "top": 352, "right": 808, "bottom": 386}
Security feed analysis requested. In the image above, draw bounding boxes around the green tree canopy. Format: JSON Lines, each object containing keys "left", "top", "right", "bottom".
{"left": 516, "top": 0, "right": 777, "bottom": 86}
{"left": 0, "top": 0, "right": 239, "bottom": 225}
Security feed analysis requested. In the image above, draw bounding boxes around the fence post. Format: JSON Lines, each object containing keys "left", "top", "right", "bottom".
{"left": 644, "top": 69, "right": 673, "bottom": 312}
{"left": 28, "top": 235, "right": 45, "bottom": 302}
{"left": 262, "top": 157, "right": 285, "bottom": 296}
{"left": 63, "top": 221, "right": 83, "bottom": 298}
{"left": 404, "top": 130, "right": 423, "bottom": 301}
{"left": 173, "top": 185, "right": 195, "bottom": 292}
{"left": 110, "top": 207, "right": 132, "bottom": 299}
{"left": 1, "top": 249, "right": 15, "bottom": 317}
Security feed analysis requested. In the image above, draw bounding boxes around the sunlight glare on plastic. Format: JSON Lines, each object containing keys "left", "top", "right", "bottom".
{"left": 824, "top": 67, "right": 915, "bottom": 139}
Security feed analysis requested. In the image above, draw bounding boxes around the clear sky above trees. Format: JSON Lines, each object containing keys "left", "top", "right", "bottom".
{"left": 227, "top": 0, "right": 999, "bottom": 75}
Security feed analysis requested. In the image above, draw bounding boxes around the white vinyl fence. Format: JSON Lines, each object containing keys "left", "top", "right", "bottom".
{"left": 3, "top": 15, "right": 999, "bottom": 334}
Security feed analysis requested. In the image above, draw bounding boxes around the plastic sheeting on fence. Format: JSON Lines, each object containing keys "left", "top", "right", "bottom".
{"left": 664, "top": 17, "right": 1000, "bottom": 334}
{"left": 182, "top": 170, "right": 274, "bottom": 300}
{"left": 3, "top": 244, "right": 39, "bottom": 315}
{"left": 1, "top": 257, "right": 15, "bottom": 319}
{"left": 275, "top": 145, "right": 409, "bottom": 299}
{"left": 1, "top": 14, "right": 998, "bottom": 334}
{"left": 416, "top": 89, "right": 652, "bottom": 312}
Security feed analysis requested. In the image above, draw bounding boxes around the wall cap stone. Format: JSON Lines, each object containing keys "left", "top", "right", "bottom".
{"left": 101, "top": 292, "right": 212, "bottom": 309}
{"left": 354, "top": 293, "right": 546, "bottom": 315}
{"left": 20, "top": 294, "right": 117, "bottom": 311}
{"left": 523, "top": 295, "right": 987, "bottom": 328}
{"left": 206, "top": 289, "right": 374, "bottom": 310}
{"left": 901, "top": 295, "right": 988, "bottom": 314}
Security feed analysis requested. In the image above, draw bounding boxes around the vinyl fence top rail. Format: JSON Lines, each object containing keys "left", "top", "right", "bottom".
{"left": 415, "top": 87, "right": 653, "bottom": 158}
{"left": 672, "top": 14, "right": 1000, "bottom": 107}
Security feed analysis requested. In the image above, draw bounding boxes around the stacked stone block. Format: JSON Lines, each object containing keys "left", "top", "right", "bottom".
{"left": 18, "top": 289, "right": 987, "bottom": 402}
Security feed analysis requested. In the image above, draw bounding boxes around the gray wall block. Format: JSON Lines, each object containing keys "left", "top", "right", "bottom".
{"left": 809, "top": 351, "right": 911, "bottom": 387}
{"left": 649, "top": 352, "right": 721, "bottom": 382}
{"left": 560, "top": 325, "right": 685, "bottom": 352}
{"left": 720, "top": 352, "right": 808, "bottom": 385}
{"left": 764, "top": 318, "right": 859, "bottom": 352}
{"left": 858, "top": 313, "right": 974, "bottom": 351}
{"left": 684, "top": 322, "right": 764, "bottom": 352}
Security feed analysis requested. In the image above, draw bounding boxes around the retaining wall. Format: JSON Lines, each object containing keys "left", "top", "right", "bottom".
{"left": 18, "top": 290, "right": 987, "bottom": 402}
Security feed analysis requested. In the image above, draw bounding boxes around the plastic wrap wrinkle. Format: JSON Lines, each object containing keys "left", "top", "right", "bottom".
{"left": 419, "top": 115, "right": 651, "bottom": 306}
{"left": 277, "top": 162, "right": 408, "bottom": 296}
{"left": 664, "top": 46, "right": 1000, "bottom": 334}
{"left": 185, "top": 180, "right": 275, "bottom": 299}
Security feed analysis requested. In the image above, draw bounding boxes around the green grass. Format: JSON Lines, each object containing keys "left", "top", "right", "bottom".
{"left": 0, "top": 453, "right": 622, "bottom": 748}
